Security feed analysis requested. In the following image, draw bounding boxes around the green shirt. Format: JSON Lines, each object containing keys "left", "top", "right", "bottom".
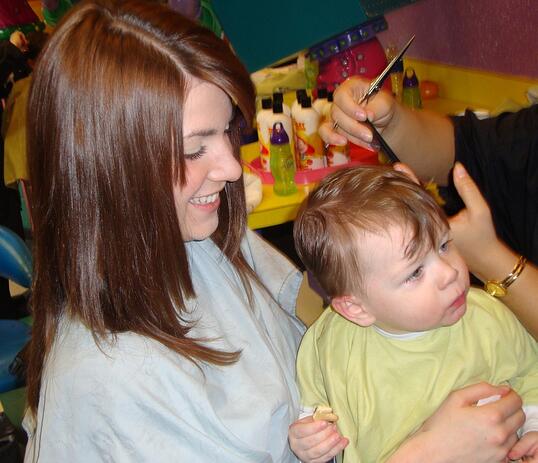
{"left": 297, "top": 287, "right": 538, "bottom": 462}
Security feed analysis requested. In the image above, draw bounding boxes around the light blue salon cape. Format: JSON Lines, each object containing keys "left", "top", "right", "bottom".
{"left": 23, "top": 230, "right": 305, "bottom": 462}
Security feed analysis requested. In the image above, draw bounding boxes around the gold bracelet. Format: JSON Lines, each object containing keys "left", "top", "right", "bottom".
{"left": 484, "top": 255, "right": 527, "bottom": 298}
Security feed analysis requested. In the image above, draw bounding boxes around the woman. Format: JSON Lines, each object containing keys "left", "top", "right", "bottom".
{"left": 25, "top": 1, "right": 305, "bottom": 460}
{"left": 24, "top": 1, "right": 523, "bottom": 462}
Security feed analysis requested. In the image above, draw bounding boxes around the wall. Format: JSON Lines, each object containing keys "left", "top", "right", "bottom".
{"left": 378, "top": 0, "right": 538, "bottom": 79}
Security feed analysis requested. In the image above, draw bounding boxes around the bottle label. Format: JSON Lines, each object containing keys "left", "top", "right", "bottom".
{"left": 258, "top": 139, "right": 271, "bottom": 172}
{"left": 326, "top": 144, "right": 350, "bottom": 167}
{"left": 270, "top": 145, "right": 297, "bottom": 196}
{"left": 293, "top": 122, "right": 325, "bottom": 170}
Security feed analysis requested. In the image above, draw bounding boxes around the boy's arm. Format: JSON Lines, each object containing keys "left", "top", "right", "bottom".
{"left": 296, "top": 323, "right": 330, "bottom": 410}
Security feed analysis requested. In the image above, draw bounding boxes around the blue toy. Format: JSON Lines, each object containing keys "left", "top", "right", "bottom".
{"left": 0, "top": 225, "right": 32, "bottom": 289}
{"left": 0, "top": 226, "right": 32, "bottom": 393}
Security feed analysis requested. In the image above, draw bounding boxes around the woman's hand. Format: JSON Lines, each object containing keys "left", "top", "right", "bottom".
{"left": 289, "top": 415, "right": 349, "bottom": 463}
{"left": 448, "top": 162, "right": 502, "bottom": 276}
{"left": 388, "top": 383, "right": 524, "bottom": 463}
{"left": 319, "top": 76, "right": 397, "bottom": 149}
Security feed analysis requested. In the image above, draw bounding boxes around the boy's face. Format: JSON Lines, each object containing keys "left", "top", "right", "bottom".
{"left": 352, "top": 223, "right": 470, "bottom": 334}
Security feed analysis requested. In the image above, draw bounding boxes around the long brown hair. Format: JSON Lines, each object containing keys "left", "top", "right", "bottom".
{"left": 26, "top": 0, "right": 255, "bottom": 414}
{"left": 294, "top": 166, "right": 448, "bottom": 298}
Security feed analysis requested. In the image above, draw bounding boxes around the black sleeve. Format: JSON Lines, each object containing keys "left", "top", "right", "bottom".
{"left": 446, "top": 105, "right": 538, "bottom": 264}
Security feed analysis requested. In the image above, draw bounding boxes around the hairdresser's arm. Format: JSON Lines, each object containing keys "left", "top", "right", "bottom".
{"left": 449, "top": 162, "right": 538, "bottom": 340}
{"left": 387, "top": 383, "right": 524, "bottom": 463}
{"left": 320, "top": 76, "right": 455, "bottom": 185}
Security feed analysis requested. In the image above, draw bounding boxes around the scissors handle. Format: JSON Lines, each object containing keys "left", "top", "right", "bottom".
{"left": 365, "top": 120, "right": 400, "bottom": 163}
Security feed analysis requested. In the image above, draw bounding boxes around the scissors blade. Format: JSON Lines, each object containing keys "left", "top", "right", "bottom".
{"left": 358, "top": 35, "right": 415, "bottom": 105}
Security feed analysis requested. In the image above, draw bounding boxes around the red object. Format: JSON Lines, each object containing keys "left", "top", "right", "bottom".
{"left": 0, "top": 1, "right": 39, "bottom": 28}
{"left": 316, "top": 37, "right": 391, "bottom": 92}
{"left": 348, "top": 144, "right": 380, "bottom": 164}
{"left": 245, "top": 149, "right": 379, "bottom": 186}
{"left": 419, "top": 80, "right": 439, "bottom": 100}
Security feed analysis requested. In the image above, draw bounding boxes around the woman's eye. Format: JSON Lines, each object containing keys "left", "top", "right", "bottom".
{"left": 184, "top": 146, "right": 206, "bottom": 161}
{"left": 405, "top": 266, "right": 424, "bottom": 283}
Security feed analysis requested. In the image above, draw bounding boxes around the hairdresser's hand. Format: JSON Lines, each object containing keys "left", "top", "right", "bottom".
{"left": 388, "top": 383, "right": 523, "bottom": 463}
{"left": 319, "top": 76, "right": 397, "bottom": 150}
{"left": 449, "top": 162, "right": 501, "bottom": 276}
{"left": 392, "top": 162, "right": 420, "bottom": 183}
{"left": 289, "top": 416, "right": 349, "bottom": 463}
{"left": 509, "top": 431, "right": 538, "bottom": 462}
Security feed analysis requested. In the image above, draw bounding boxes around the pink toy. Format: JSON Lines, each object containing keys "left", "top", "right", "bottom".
{"left": 317, "top": 38, "right": 390, "bottom": 93}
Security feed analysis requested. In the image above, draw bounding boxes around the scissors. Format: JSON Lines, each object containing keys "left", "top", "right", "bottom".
{"left": 330, "top": 35, "right": 415, "bottom": 163}
{"left": 358, "top": 35, "right": 415, "bottom": 163}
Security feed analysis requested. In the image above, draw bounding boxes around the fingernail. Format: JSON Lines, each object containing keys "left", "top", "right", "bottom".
{"left": 354, "top": 109, "right": 366, "bottom": 120}
{"left": 453, "top": 162, "right": 467, "bottom": 178}
{"left": 336, "top": 135, "right": 347, "bottom": 145}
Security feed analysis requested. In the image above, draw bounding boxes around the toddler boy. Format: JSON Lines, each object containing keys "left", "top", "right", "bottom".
{"left": 293, "top": 166, "right": 538, "bottom": 462}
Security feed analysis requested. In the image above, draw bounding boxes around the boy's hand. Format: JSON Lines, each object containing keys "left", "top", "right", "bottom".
{"left": 289, "top": 415, "right": 348, "bottom": 463}
{"left": 508, "top": 431, "right": 538, "bottom": 462}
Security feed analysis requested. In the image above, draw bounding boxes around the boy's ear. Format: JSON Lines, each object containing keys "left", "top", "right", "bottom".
{"left": 331, "top": 295, "right": 376, "bottom": 327}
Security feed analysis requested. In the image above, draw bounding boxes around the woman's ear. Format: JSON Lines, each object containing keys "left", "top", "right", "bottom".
{"left": 331, "top": 295, "right": 376, "bottom": 327}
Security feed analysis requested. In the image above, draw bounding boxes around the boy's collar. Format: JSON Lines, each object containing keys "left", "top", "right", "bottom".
{"left": 373, "top": 325, "right": 427, "bottom": 340}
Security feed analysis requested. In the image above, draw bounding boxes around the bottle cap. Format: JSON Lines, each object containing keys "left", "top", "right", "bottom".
{"left": 403, "top": 67, "right": 419, "bottom": 88}
{"left": 270, "top": 122, "right": 290, "bottom": 145}
{"left": 296, "top": 89, "right": 307, "bottom": 100}
{"left": 273, "top": 101, "right": 283, "bottom": 113}
{"left": 272, "top": 92, "right": 284, "bottom": 102}
{"left": 317, "top": 88, "right": 328, "bottom": 99}
{"left": 301, "top": 96, "right": 312, "bottom": 108}
{"left": 261, "top": 97, "right": 272, "bottom": 109}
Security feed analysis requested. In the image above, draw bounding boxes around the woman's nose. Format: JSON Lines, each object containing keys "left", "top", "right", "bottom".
{"left": 209, "top": 139, "right": 242, "bottom": 183}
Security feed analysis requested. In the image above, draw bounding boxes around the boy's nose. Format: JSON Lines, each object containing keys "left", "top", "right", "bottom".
{"left": 438, "top": 260, "right": 458, "bottom": 289}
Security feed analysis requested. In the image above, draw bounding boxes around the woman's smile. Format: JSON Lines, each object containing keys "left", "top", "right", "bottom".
{"left": 189, "top": 191, "right": 221, "bottom": 207}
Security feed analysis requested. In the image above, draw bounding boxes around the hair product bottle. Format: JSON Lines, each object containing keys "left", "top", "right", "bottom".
{"left": 323, "top": 92, "right": 350, "bottom": 166}
{"left": 293, "top": 96, "right": 325, "bottom": 170}
{"left": 312, "top": 87, "right": 328, "bottom": 114}
{"left": 270, "top": 122, "right": 297, "bottom": 196}
{"left": 269, "top": 100, "right": 295, "bottom": 169}
{"left": 385, "top": 44, "right": 404, "bottom": 102}
{"left": 256, "top": 97, "right": 273, "bottom": 172}
{"left": 402, "top": 67, "right": 422, "bottom": 109}
{"left": 272, "top": 91, "right": 291, "bottom": 116}
{"left": 291, "top": 89, "right": 308, "bottom": 118}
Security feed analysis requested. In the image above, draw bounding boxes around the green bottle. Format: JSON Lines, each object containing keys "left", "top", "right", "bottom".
{"left": 402, "top": 67, "right": 422, "bottom": 109}
{"left": 270, "top": 122, "right": 297, "bottom": 196}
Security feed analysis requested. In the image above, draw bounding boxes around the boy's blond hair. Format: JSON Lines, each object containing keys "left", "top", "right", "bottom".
{"left": 293, "top": 166, "right": 448, "bottom": 298}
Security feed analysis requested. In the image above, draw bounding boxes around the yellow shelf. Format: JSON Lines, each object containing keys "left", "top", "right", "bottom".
{"left": 405, "top": 58, "right": 538, "bottom": 111}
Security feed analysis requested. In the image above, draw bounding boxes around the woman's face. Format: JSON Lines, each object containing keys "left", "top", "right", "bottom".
{"left": 175, "top": 79, "right": 242, "bottom": 241}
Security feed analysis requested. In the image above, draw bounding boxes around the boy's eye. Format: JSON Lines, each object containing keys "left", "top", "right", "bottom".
{"left": 184, "top": 146, "right": 207, "bottom": 161}
{"left": 439, "top": 239, "right": 452, "bottom": 253}
{"left": 405, "top": 266, "right": 424, "bottom": 283}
